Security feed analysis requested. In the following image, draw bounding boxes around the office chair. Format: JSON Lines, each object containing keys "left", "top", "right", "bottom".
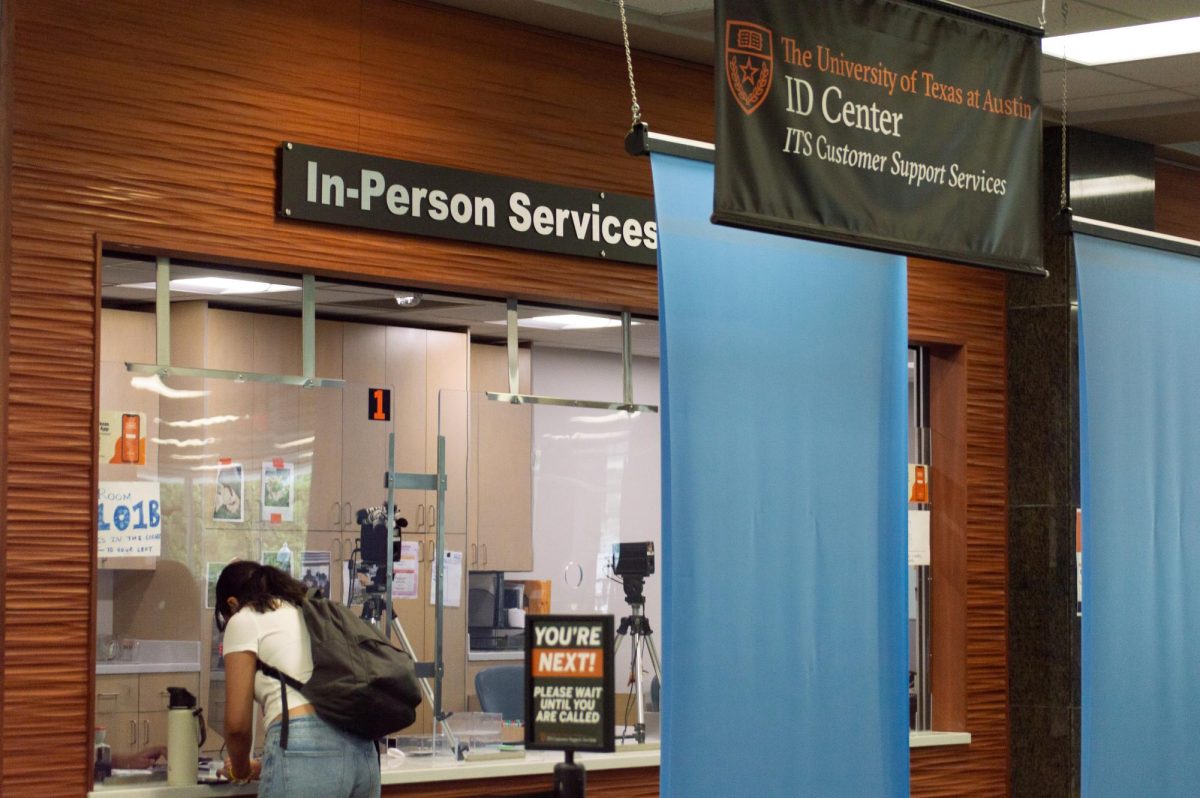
{"left": 475, "top": 665, "right": 524, "bottom": 722}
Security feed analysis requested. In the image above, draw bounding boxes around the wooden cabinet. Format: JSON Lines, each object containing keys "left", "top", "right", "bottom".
{"left": 95, "top": 671, "right": 200, "bottom": 759}
{"left": 467, "top": 344, "right": 533, "bottom": 572}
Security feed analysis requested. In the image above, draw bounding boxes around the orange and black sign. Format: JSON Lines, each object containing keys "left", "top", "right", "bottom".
{"left": 525, "top": 614, "right": 614, "bottom": 753}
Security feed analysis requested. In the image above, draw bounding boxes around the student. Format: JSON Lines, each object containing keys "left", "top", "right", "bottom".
{"left": 213, "top": 561, "right": 380, "bottom": 797}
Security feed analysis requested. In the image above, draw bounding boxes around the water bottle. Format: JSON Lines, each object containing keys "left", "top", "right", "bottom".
{"left": 94, "top": 726, "right": 112, "bottom": 782}
{"left": 166, "top": 687, "right": 207, "bottom": 786}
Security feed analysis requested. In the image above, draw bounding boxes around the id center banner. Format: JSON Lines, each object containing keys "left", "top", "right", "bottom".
{"left": 715, "top": 0, "right": 1043, "bottom": 274}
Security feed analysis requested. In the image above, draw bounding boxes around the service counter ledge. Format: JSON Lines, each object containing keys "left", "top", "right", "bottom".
{"left": 89, "top": 731, "right": 970, "bottom": 797}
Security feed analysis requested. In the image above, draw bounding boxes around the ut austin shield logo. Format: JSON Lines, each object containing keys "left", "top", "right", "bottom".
{"left": 725, "top": 20, "right": 773, "bottom": 115}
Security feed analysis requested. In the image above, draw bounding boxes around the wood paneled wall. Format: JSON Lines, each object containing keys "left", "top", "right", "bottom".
{"left": 909, "top": 258, "right": 1009, "bottom": 796}
{"left": 0, "top": 0, "right": 13, "bottom": 781}
{"left": 1156, "top": 161, "right": 1200, "bottom": 240}
{"left": 3, "top": 1, "right": 703, "bottom": 793}
{"left": 2, "top": 1, "right": 1009, "bottom": 795}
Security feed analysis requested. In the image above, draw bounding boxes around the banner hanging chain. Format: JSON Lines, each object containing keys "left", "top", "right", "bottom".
{"left": 1038, "top": 0, "right": 1046, "bottom": 28}
{"left": 618, "top": 0, "right": 642, "bottom": 128}
{"left": 1060, "top": 0, "right": 1069, "bottom": 211}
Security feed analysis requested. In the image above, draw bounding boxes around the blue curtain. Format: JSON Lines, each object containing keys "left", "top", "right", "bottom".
{"left": 1077, "top": 233, "right": 1200, "bottom": 797}
{"left": 652, "top": 153, "right": 909, "bottom": 797}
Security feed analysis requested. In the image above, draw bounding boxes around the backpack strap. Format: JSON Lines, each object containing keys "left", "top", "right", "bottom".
{"left": 257, "top": 660, "right": 305, "bottom": 750}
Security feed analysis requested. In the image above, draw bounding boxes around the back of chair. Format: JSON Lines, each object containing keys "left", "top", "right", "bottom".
{"left": 474, "top": 664, "right": 524, "bottom": 722}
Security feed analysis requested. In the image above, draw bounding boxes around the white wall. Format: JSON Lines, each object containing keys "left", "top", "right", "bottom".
{"left": 509, "top": 346, "right": 662, "bottom": 644}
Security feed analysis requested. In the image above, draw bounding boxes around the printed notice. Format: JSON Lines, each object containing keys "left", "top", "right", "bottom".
{"left": 525, "top": 614, "right": 614, "bottom": 753}
{"left": 392, "top": 541, "right": 420, "bottom": 599}
{"left": 429, "top": 549, "right": 463, "bottom": 608}
{"left": 97, "top": 481, "right": 162, "bottom": 558}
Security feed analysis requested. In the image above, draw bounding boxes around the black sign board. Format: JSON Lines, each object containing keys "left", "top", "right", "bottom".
{"left": 278, "top": 143, "right": 657, "bottom": 266}
{"left": 525, "top": 614, "right": 615, "bottom": 753}
{"left": 715, "top": 0, "right": 1044, "bottom": 274}
{"left": 368, "top": 388, "right": 391, "bottom": 422}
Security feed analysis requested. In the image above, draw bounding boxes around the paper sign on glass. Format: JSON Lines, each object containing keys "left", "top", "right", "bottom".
{"left": 98, "top": 481, "right": 162, "bottom": 558}
{"left": 392, "top": 541, "right": 420, "bottom": 599}
{"left": 429, "top": 550, "right": 463, "bottom": 608}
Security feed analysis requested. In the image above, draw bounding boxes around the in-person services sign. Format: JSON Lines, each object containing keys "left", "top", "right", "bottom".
{"left": 715, "top": 0, "right": 1044, "bottom": 274}
{"left": 278, "top": 143, "right": 657, "bottom": 266}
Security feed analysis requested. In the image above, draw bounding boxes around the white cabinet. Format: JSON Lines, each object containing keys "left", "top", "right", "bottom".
{"left": 467, "top": 343, "right": 533, "bottom": 572}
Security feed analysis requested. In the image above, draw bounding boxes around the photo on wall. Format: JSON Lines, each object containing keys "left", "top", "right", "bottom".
{"left": 213, "top": 462, "right": 244, "bottom": 522}
{"left": 205, "top": 561, "right": 227, "bottom": 609}
{"left": 301, "top": 551, "right": 331, "bottom": 597}
{"left": 261, "top": 461, "right": 294, "bottom": 522}
{"left": 262, "top": 541, "right": 296, "bottom": 576}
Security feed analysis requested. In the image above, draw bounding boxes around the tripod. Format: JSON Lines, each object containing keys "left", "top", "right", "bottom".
{"left": 612, "top": 576, "right": 662, "bottom": 744}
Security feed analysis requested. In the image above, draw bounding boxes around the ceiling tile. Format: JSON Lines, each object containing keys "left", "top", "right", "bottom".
{"left": 1068, "top": 87, "right": 1193, "bottom": 113}
{"left": 1042, "top": 67, "right": 1153, "bottom": 100}
{"left": 1097, "top": 53, "right": 1200, "bottom": 88}
{"left": 965, "top": 0, "right": 1140, "bottom": 34}
{"left": 1086, "top": 0, "right": 1200, "bottom": 23}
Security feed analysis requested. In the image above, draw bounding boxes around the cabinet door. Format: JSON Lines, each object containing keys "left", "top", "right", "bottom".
{"left": 141, "top": 711, "right": 169, "bottom": 751}
{"left": 426, "top": 332, "right": 468, "bottom": 537}
{"left": 468, "top": 345, "right": 533, "bottom": 572}
{"left": 139, "top": 672, "right": 201, "bottom": 713}
{"left": 96, "top": 674, "right": 139, "bottom": 715}
{"left": 97, "top": 711, "right": 141, "bottom": 759}
{"left": 342, "top": 324, "right": 391, "bottom": 520}
{"left": 426, "top": 533, "right": 468, "bottom": 716}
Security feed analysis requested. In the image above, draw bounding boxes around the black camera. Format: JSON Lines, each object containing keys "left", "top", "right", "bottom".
{"left": 612, "top": 541, "right": 655, "bottom": 578}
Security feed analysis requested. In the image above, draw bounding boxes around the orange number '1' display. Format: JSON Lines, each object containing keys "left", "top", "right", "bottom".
{"left": 369, "top": 388, "right": 391, "bottom": 421}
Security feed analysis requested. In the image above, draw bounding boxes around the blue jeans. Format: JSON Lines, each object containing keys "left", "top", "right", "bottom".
{"left": 258, "top": 714, "right": 380, "bottom": 798}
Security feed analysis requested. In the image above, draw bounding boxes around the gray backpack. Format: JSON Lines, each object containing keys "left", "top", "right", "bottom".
{"left": 257, "top": 592, "right": 422, "bottom": 748}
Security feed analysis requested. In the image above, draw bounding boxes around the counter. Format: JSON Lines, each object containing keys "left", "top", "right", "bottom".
{"left": 89, "top": 747, "right": 661, "bottom": 798}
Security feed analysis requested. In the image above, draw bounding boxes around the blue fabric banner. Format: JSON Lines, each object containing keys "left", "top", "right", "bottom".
{"left": 1077, "top": 233, "right": 1200, "bottom": 798}
{"left": 651, "top": 153, "right": 909, "bottom": 797}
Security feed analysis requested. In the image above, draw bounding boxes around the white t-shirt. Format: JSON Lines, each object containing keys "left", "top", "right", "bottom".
{"left": 222, "top": 602, "right": 313, "bottom": 726}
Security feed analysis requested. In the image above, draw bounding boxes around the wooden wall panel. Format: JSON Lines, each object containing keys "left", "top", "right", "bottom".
{"left": 381, "top": 767, "right": 658, "bottom": 797}
{"left": 1155, "top": 161, "right": 1200, "bottom": 240}
{"left": 909, "top": 258, "right": 1009, "bottom": 797}
{"left": 0, "top": 0, "right": 13, "bottom": 781}
{"left": 2, "top": 1, "right": 702, "bottom": 793}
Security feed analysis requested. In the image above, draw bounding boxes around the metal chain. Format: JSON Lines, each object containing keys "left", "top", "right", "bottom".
{"left": 618, "top": 0, "right": 642, "bottom": 128}
{"left": 1038, "top": 0, "right": 1046, "bottom": 28}
{"left": 1059, "top": 0, "right": 1069, "bottom": 210}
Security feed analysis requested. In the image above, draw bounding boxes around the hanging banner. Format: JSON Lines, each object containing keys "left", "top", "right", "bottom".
{"left": 715, "top": 0, "right": 1043, "bottom": 274}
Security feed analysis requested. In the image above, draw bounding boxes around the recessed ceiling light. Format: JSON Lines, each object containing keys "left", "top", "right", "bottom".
{"left": 394, "top": 291, "right": 423, "bottom": 307}
{"left": 1042, "top": 16, "right": 1200, "bottom": 66}
{"left": 122, "top": 276, "right": 301, "bottom": 295}
{"left": 486, "top": 314, "right": 636, "bottom": 331}
{"left": 1070, "top": 175, "right": 1156, "bottom": 200}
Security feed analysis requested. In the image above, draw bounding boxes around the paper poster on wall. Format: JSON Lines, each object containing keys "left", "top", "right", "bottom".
{"left": 392, "top": 541, "right": 420, "bottom": 599}
{"left": 213, "top": 462, "right": 244, "bottom": 522}
{"left": 908, "top": 464, "right": 929, "bottom": 504}
{"left": 99, "top": 411, "right": 147, "bottom": 465}
{"left": 261, "top": 460, "right": 295, "bottom": 522}
{"left": 206, "top": 562, "right": 226, "bottom": 609}
{"left": 97, "top": 481, "right": 162, "bottom": 557}
{"left": 429, "top": 550, "right": 463, "bottom": 608}
{"left": 262, "top": 541, "right": 295, "bottom": 576}
{"left": 908, "top": 509, "right": 931, "bottom": 566}
{"left": 301, "top": 551, "right": 331, "bottom": 596}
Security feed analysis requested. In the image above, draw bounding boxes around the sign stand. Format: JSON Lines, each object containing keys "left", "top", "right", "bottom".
{"left": 526, "top": 614, "right": 616, "bottom": 798}
{"left": 554, "top": 750, "right": 586, "bottom": 798}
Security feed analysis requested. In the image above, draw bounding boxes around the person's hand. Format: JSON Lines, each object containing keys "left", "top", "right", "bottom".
{"left": 220, "top": 757, "right": 261, "bottom": 784}
{"left": 112, "top": 745, "right": 166, "bottom": 769}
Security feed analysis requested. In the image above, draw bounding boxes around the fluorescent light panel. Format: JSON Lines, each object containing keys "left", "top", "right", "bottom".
{"left": 1070, "top": 174, "right": 1155, "bottom": 200}
{"left": 486, "top": 314, "right": 640, "bottom": 331}
{"left": 122, "top": 276, "right": 300, "bottom": 295}
{"left": 1043, "top": 16, "right": 1200, "bottom": 66}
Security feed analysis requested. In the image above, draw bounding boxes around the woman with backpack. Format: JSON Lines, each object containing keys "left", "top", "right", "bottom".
{"left": 214, "top": 561, "right": 381, "bottom": 797}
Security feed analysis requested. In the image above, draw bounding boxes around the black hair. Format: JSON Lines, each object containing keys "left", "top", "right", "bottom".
{"left": 214, "top": 561, "right": 309, "bottom": 632}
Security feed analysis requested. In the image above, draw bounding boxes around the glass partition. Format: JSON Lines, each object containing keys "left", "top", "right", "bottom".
{"left": 439, "top": 387, "right": 663, "bottom": 748}
{"left": 96, "top": 356, "right": 394, "bottom": 758}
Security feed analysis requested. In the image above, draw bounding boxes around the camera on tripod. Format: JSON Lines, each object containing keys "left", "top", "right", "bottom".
{"left": 612, "top": 541, "right": 655, "bottom": 578}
